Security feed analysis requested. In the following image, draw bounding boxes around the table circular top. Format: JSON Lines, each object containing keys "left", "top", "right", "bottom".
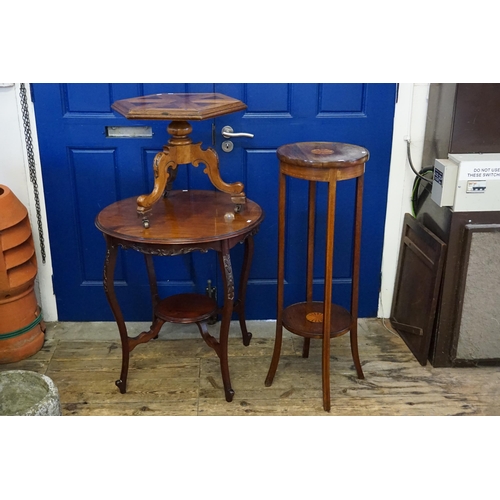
{"left": 95, "top": 190, "right": 264, "bottom": 245}
{"left": 277, "top": 142, "right": 369, "bottom": 168}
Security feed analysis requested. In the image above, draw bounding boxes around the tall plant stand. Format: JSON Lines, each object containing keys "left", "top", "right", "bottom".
{"left": 265, "top": 142, "right": 369, "bottom": 412}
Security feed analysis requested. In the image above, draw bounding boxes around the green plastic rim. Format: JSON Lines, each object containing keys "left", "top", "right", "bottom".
{"left": 0, "top": 312, "right": 43, "bottom": 340}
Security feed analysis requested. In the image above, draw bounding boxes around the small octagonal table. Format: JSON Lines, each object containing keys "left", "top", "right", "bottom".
{"left": 111, "top": 93, "right": 248, "bottom": 227}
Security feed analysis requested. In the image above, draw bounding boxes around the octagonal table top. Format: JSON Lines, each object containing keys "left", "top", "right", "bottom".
{"left": 111, "top": 93, "right": 247, "bottom": 121}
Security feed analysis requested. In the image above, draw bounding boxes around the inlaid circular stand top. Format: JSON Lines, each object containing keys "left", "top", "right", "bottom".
{"left": 282, "top": 302, "right": 351, "bottom": 339}
{"left": 277, "top": 142, "right": 369, "bottom": 168}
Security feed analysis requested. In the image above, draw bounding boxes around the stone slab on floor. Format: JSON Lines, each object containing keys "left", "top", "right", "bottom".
{"left": 0, "top": 370, "right": 61, "bottom": 416}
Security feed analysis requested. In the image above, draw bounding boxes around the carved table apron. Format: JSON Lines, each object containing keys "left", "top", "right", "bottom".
{"left": 95, "top": 190, "right": 264, "bottom": 402}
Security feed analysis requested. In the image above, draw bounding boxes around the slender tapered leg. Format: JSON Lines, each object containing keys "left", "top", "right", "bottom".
{"left": 321, "top": 177, "right": 337, "bottom": 412}
{"left": 303, "top": 180, "right": 317, "bottom": 359}
{"left": 218, "top": 240, "right": 235, "bottom": 402}
{"left": 350, "top": 175, "right": 365, "bottom": 379}
{"left": 235, "top": 235, "right": 254, "bottom": 346}
{"left": 302, "top": 339, "right": 311, "bottom": 358}
{"left": 266, "top": 169, "right": 287, "bottom": 386}
{"left": 103, "top": 235, "right": 130, "bottom": 394}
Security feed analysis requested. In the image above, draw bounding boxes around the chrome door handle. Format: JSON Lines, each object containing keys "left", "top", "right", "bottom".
{"left": 221, "top": 126, "right": 254, "bottom": 139}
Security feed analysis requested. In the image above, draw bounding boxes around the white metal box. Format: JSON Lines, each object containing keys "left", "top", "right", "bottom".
{"left": 431, "top": 159, "right": 458, "bottom": 207}
{"left": 432, "top": 153, "right": 500, "bottom": 212}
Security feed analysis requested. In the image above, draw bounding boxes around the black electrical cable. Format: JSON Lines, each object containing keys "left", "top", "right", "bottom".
{"left": 411, "top": 166, "right": 434, "bottom": 215}
{"left": 406, "top": 140, "right": 433, "bottom": 183}
{"left": 405, "top": 138, "right": 434, "bottom": 215}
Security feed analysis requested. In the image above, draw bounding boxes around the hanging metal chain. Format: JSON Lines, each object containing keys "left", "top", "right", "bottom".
{"left": 19, "top": 83, "right": 46, "bottom": 263}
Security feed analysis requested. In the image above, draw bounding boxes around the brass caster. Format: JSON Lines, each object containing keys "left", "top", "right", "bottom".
{"left": 142, "top": 219, "right": 150, "bottom": 229}
{"left": 234, "top": 204, "right": 242, "bottom": 213}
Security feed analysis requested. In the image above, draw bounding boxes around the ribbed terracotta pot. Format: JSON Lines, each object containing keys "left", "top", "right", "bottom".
{"left": 0, "top": 185, "right": 45, "bottom": 363}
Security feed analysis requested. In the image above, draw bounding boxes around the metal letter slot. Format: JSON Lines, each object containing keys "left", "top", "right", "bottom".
{"left": 106, "top": 126, "right": 153, "bottom": 138}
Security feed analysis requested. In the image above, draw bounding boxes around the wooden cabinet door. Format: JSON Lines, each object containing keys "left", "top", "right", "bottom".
{"left": 391, "top": 213, "right": 447, "bottom": 365}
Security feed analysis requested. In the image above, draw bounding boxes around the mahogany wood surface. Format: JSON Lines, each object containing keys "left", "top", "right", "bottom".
{"left": 96, "top": 190, "right": 263, "bottom": 403}
{"left": 96, "top": 190, "right": 263, "bottom": 245}
{"left": 266, "top": 141, "right": 368, "bottom": 412}
{"left": 155, "top": 293, "right": 217, "bottom": 324}
{"left": 111, "top": 93, "right": 247, "bottom": 121}
{"left": 282, "top": 302, "right": 351, "bottom": 338}
{"left": 277, "top": 142, "right": 369, "bottom": 168}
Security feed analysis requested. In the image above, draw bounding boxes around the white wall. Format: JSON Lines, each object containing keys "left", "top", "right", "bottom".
{"left": 0, "top": 83, "right": 57, "bottom": 320}
{"left": 378, "top": 83, "right": 430, "bottom": 317}
{"left": 0, "top": 83, "right": 429, "bottom": 321}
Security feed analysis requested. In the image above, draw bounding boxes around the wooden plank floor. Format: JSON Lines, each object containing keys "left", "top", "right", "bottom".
{"left": 2, "top": 318, "right": 499, "bottom": 416}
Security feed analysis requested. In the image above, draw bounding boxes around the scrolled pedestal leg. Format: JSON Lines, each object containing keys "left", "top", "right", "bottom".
{"left": 136, "top": 150, "right": 177, "bottom": 227}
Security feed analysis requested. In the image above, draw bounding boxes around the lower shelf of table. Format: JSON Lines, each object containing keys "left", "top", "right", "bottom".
{"left": 155, "top": 293, "right": 217, "bottom": 324}
{"left": 282, "top": 301, "right": 352, "bottom": 339}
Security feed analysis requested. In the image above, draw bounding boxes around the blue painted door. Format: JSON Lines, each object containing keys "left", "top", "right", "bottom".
{"left": 33, "top": 83, "right": 395, "bottom": 320}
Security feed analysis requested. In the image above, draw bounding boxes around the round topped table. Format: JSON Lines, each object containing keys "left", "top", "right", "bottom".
{"left": 96, "top": 189, "right": 264, "bottom": 402}
{"left": 264, "top": 142, "right": 369, "bottom": 412}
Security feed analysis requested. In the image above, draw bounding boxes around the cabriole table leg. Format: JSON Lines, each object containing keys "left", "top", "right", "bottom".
{"left": 102, "top": 235, "right": 130, "bottom": 394}
{"left": 234, "top": 235, "right": 255, "bottom": 347}
{"left": 218, "top": 241, "right": 236, "bottom": 402}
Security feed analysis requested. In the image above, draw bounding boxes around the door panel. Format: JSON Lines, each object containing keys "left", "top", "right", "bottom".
{"left": 33, "top": 83, "right": 396, "bottom": 320}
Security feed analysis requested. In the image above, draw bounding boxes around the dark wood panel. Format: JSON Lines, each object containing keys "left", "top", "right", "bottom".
{"left": 390, "top": 213, "right": 446, "bottom": 365}
{"left": 451, "top": 83, "right": 500, "bottom": 154}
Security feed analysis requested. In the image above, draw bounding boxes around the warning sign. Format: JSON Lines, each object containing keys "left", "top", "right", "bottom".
{"left": 459, "top": 163, "right": 500, "bottom": 181}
